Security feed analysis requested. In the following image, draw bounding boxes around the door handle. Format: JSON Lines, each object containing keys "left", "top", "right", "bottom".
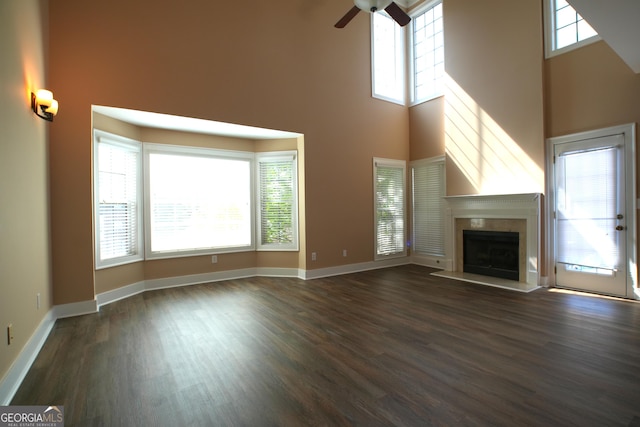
{"left": 616, "top": 225, "right": 625, "bottom": 231}
{"left": 617, "top": 214, "right": 624, "bottom": 219}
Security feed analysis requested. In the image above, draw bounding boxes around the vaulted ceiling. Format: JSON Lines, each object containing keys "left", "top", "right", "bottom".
{"left": 567, "top": 0, "right": 640, "bottom": 73}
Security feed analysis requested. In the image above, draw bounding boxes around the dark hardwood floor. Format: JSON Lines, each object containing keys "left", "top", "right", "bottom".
{"left": 12, "top": 265, "right": 640, "bottom": 426}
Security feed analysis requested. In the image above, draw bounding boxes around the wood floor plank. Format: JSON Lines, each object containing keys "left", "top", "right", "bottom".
{"left": 10, "top": 265, "right": 640, "bottom": 426}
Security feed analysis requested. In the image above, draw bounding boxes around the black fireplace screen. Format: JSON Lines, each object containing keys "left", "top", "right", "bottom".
{"left": 463, "top": 230, "right": 519, "bottom": 281}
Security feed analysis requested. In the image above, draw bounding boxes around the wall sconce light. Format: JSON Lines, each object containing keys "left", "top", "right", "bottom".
{"left": 31, "top": 89, "right": 59, "bottom": 122}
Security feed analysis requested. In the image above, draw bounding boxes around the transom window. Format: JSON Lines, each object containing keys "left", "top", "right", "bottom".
{"left": 545, "top": 0, "right": 599, "bottom": 57}
{"left": 410, "top": 0, "right": 444, "bottom": 104}
{"left": 371, "top": 1, "right": 444, "bottom": 106}
{"left": 372, "top": 11, "right": 405, "bottom": 104}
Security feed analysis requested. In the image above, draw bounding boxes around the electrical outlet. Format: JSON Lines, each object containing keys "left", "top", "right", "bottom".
{"left": 7, "top": 324, "right": 14, "bottom": 345}
{"left": 37, "top": 293, "right": 41, "bottom": 309}
{"left": 211, "top": 255, "right": 218, "bottom": 264}
{"left": 311, "top": 252, "right": 317, "bottom": 261}
{"left": 342, "top": 249, "right": 347, "bottom": 257}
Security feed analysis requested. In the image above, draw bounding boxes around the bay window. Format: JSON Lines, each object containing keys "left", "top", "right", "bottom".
{"left": 93, "top": 131, "right": 299, "bottom": 267}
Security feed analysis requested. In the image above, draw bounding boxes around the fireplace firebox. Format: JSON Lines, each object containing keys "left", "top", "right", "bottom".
{"left": 463, "top": 230, "right": 519, "bottom": 281}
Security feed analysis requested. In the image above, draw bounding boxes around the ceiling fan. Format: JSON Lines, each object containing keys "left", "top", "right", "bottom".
{"left": 335, "top": 0, "right": 411, "bottom": 28}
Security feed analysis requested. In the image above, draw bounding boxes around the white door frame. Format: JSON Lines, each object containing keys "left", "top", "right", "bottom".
{"left": 545, "top": 123, "right": 637, "bottom": 299}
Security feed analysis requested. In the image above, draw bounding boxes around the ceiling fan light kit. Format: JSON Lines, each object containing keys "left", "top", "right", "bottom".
{"left": 335, "top": 0, "right": 411, "bottom": 28}
{"left": 354, "top": 0, "right": 393, "bottom": 12}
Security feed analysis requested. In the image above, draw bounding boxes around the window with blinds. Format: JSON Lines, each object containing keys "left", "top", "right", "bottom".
{"left": 556, "top": 146, "right": 619, "bottom": 271}
{"left": 145, "top": 145, "right": 253, "bottom": 257}
{"left": 257, "top": 153, "right": 298, "bottom": 250}
{"left": 94, "top": 131, "right": 143, "bottom": 268}
{"left": 411, "top": 157, "right": 445, "bottom": 256}
{"left": 374, "top": 158, "right": 407, "bottom": 259}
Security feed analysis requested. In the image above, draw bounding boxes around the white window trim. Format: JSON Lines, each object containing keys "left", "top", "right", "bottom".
{"left": 93, "top": 130, "right": 144, "bottom": 269}
{"left": 371, "top": 11, "right": 407, "bottom": 105}
{"left": 373, "top": 157, "right": 408, "bottom": 260}
{"left": 256, "top": 151, "right": 299, "bottom": 251}
{"left": 544, "top": 0, "right": 601, "bottom": 59}
{"left": 408, "top": 0, "right": 444, "bottom": 106}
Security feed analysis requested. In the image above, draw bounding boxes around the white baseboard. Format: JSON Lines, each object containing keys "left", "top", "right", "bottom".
{"left": 255, "top": 267, "right": 302, "bottom": 278}
{"left": 53, "top": 299, "right": 98, "bottom": 319}
{"left": 95, "top": 262, "right": 410, "bottom": 307}
{"left": 96, "top": 268, "right": 302, "bottom": 308}
{"left": 410, "top": 255, "right": 450, "bottom": 270}
{"left": 145, "top": 268, "right": 258, "bottom": 291}
{"left": 97, "top": 281, "right": 145, "bottom": 308}
{"left": 302, "top": 257, "right": 410, "bottom": 280}
{"left": 0, "top": 309, "right": 56, "bottom": 405}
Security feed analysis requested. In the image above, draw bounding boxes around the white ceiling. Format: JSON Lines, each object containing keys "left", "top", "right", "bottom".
{"left": 92, "top": 106, "right": 302, "bottom": 140}
{"left": 397, "top": 0, "right": 421, "bottom": 7}
{"left": 568, "top": 0, "right": 640, "bottom": 73}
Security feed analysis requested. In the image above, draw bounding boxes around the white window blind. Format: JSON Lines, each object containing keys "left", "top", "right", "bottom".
{"left": 257, "top": 154, "right": 298, "bottom": 250}
{"left": 372, "top": 11, "right": 405, "bottom": 104}
{"left": 556, "top": 146, "right": 619, "bottom": 270}
{"left": 374, "top": 158, "right": 406, "bottom": 259}
{"left": 411, "top": 0, "right": 444, "bottom": 104}
{"left": 412, "top": 158, "right": 445, "bottom": 256}
{"left": 94, "top": 131, "right": 142, "bottom": 268}
{"left": 146, "top": 146, "right": 253, "bottom": 257}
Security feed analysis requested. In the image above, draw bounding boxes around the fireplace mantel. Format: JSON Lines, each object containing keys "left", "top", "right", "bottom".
{"left": 444, "top": 193, "right": 541, "bottom": 214}
{"left": 438, "top": 193, "right": 542, "bottom": 291}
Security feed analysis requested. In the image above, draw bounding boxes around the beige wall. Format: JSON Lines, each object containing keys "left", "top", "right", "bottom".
{"left": 443, "top": 0, "right": 545, "bottom": 196}
{"left": 0, "top": 0, "right": 52, "bottom": 387}
{"left": 545, "top": 40, "right": 640, "bottom": 137}
{"left": 50, "top": 0, "right": 409, "bottom": 304}
{"left": 410, "top": 0, "right": 545, "bottom": 195}
{"left": 409, "top": 97, "right": 445, "bottom": 161}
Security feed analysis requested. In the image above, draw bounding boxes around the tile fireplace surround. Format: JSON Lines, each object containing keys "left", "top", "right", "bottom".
{"left": 433, "top": 193, "right": 542, "bottom": 292}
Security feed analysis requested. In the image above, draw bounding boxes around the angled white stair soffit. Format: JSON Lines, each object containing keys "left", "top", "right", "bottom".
{"left": 568, "top": 0, "right": 640, "bottom": 73}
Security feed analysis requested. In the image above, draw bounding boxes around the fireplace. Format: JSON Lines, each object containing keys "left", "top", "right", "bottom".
{"left": 433, "top": 193, "right": 542, "bottom": 292}
{"left": 463, "top": 230, "right": 519, "bottom": 281}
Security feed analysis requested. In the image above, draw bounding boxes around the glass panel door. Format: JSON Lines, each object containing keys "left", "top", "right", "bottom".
{"left": 554, "top": 134, "right": 627, "bottom": 296}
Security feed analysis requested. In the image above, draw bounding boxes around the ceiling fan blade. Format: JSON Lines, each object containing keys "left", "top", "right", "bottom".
{"left": 384, "top": 2, "right": 411, "bottom": 27}
{"left": 335, "top": 6, "right": 361, "bottom": 28}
